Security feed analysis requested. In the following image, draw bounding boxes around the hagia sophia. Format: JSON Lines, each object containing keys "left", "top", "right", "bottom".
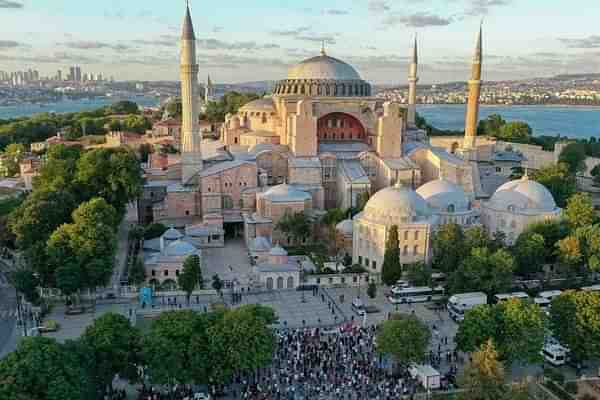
{"left": 139, "top": 4, "right": 562, "bottom": 286}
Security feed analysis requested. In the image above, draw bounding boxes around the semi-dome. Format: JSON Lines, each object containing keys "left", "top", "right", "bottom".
{"left": 240, "top": 97, "right": 275, "bottom": 111}
{"left": 488, "top": 176, "right": 557, "bottom": 213}
{"left": 162, "top": 227, "right": 183, "bottom": 240}
{"left": 416, "top": 179, "right": 470, "bottom": 213}
{"left": 262, "top": 184, "right": 312, "bottom": 203}
{"left": 164, "top": 239, "right": 198, "bottom": 257}
{"left": 362, "top": 183, "right": 432, "bottom": 225}
{"left": 288, "top": 54, "right": 362, "bottom": 81}
{"left": 336, "top": 219, "right": 354, "bottom": 235}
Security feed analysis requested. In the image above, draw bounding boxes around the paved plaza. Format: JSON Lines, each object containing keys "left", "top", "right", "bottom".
{"left": 202, "top": 238, "right": 253, "bottom": 287}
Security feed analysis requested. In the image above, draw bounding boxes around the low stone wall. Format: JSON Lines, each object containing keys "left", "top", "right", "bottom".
{"left": 305, "top": 273, "right": 379, "bottom": 287}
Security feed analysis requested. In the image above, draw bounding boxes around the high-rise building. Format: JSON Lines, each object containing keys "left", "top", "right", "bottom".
{"left": 180, "top": 3, "right": 203, "bottom": 184}
{"left": 57, "top": 69, "right": 62, "bottom": 81}
{"left": 75, "top": 66, "right": 82, "bottom": 82}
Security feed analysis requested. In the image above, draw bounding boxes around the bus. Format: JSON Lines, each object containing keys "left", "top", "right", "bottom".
{"left": 581, "top": 284, "right": 600, "bottom": 293}
{"left": 447, "top": 292, "right": 487, "bottom": 322}
{"left": 493, "top": 292, "right": 530, "bottom": 303}
{"left": 533, "top": 290, "right": 562, "bottom": 309}
{"left": 389, "top": 286, "right": 445, "bottom": 304}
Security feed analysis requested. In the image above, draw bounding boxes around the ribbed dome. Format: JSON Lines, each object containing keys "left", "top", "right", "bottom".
{"left": 488, "top": 176, "right": 557, "bottom": 213}
{"left": 262, "top": 184, "right": 312, "bottom": 203}
{"left": 164, "top": 240, "right": 197, "bottom": 257}
{"left": 362, "top": 183, "right": 432, "bottom": 225}
{"left": 416, "top": 179, "right": 470, "bottom": 213}
{"left": 288, "top": 55, "right": 362, "bottom": 81}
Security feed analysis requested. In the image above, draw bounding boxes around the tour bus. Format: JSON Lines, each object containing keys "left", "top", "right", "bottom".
{"left": 533, "top": 290, "right": 562, "bottom": 309}
{"left": 493, "top": 292, "right": 530, "bottom": 303}
{"left": 447, "top": 292, "right": 487, "bottom": 322}
{"left": 431, "top": 272, "right": 447, "bottom": 287}
{"left": 541, "top": 342, "right": 570, "bottom": 366}
{"left": 581, "top": 284, "right": 600, "bottom": 293}
{"left": 389, "top": 286, "right": 445, "bottom": 304}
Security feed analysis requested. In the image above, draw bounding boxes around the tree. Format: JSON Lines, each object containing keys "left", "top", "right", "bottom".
{"left": 591, "top": 164, "right": 600, "bottom": 187}
{"left": 381, "top": 225, "right": 402, "bottom": 285}
{"left": 559, "top": 142, "right": 587, "bottom": 175}
{"left": 458, "top": 340, "right": 506, "bottom": 400}
{"left": 32, "top": 144, "right": 82, "bottom": 193}
{"left": 81, "top": 313, "right": 141, "bottom": 395}
{"left": 550, "top": 290, "right": 600, "bottom": 362}
{"left": 405, "top": 262, "right": 432, "bottom": 287}
{"left": 109, "top": 100, "right": 139, "bottom": 115}
{"left": 465, "top": 226, "right": 497, "bottom": 251}
{"left": 449, "top": 247, "right": 514, "bottom": 296}
{"left": 138, "top": 143, "right": 153, "bottom": 163}
{"left": 143, "top": 310, "right": 201, "bottom": 386}
{"left": 144, "top": 223, "right": 168, "bottom": 240}
{"left": 456, "top": 300, "right": 545, "bottom": 364}
{"left": 75, "top": 147, "right": 143, "bottom": 215}
{"left": 0, "top": 337, "right": 87, "bottom": 400}
{"left": 376, "top": 314, "right": 431, "bottom": 368}
{"left": 356, "top": 191, "right": 370, "bottom": 212}
{"left": 178, "top": 254, "right": 202, "bottom": 304}
{"left": 276, "top": 211, "right": 311, "bottom": 245}
{"left": 496, "top": 121, "right": 533, "bottom": 143}
{"left": 204, "top": 92, "right": 260, "bottom": 123}
{"left": 211, "top": 274, "right": 223, "bottom": 295}
{"left": 478, "top": 114, "right": 506, "bottom": 137}
{"left": 10, "top": 268, "right": 40, "bottom": 305}
{"left": 122, "top": 115, "right": 152, "bottom": 134}
{"left": 564, "top": 193, "right": 596, "bottom": 230}
{"left": 367, "top": 280, "right": 377, "bottom": 299}
{"left": 531, "top": 163, "right": 576, "bottom": 208}
{"left": 512, "top": 232, "right": 546, "bottom": 276}
{"left": 128, "top": 258, "right": 146, "bottom": 288}
{"left": 574, "top": 225, "right": 600, "bottom": 272}
{"left": 1, "top": 143, "right": 25, "bottom": 177}
{"left": 523, "top": 220, "right": 569, "bottom": 264}
{"left": 432, "top": 223, "right": 466, "bottom": 273}
{"left": 556, "top": 235, "right": 583, "bottom": 275}
{"left": 206, "top": 305, "right": 276, "bottom": 384}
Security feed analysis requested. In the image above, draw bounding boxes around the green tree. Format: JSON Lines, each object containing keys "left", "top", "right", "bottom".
{"left": 204, "top": 92, "right": 260, "bottom": 123}
{"left": 109, "top": 100, "right": 139, "bottom": 115}
{"left": 144, "top": 223, "right": 168, "bottom": 240}
{"left": 574, "top": 225, "right": 600, "bottom": 272}
{"left": 207, "top": 305, "right": 276, "bottom": 384}
{"left": 276, "top": 211, "right": 311, "bottom": 245}
{"left": 32, "top": 144, "right": 82, "bottom": 193}
{"left": 523, "top": 220, "right": 569, "bottom": 264}
{"left": 367, "top": 280, "right": 377, "bottom": 299}
{"left": 1, "top": 143, "right": 25, "bottom": 177}
{"left": 81, "top": 313, "right": 141, "bottom": 395}
{"left": 556, "top": 235, "right": 583, "bottom": 275}
{"left": 178, "top": 254, "right": 202, "bottom": 304}
{"left": 128, "top": 258, "right": 146, "bottom": 288}
{"left": 381, "top": 225, "right": 402, "bottom": 285}
{"left": 405, "top": 262, "right": 432, "bottom": 287}
{"left": 478, "top": 114, "right": 506, "bottom": 137}
{"left": 10, "top": 268, "right": 40, "bottom": 305}
{"left": 496, "top": 121, "right": 533, "bottom": 143}
{"left": 458, "top": 340, "right": 506, "bottom": 400}
{"left": 531, "top": 163, "right": 576, "bottom": 208}
{"left": 512, "top": 232, "right": 546, "bottom": 276}
{"left": 122, "top": 115, "right": 152, "bottom": 134}
{"left": 432, "top": 223, "right": 466, "bottom": 273}
{"left": 559, "top": 142, "right": 587, "bottom": 174}
{"left": 138, "top": 143, "right": 153, "bottom": 163}
{"left": 376, "top": 314, "right": 431, "bottom": 369}
{"left": 564, "top": 193, "right": 596, "bottom": 230}
{"left": 550, "top": 290, "right": 600, "bottom": 362}
{"left": 75, "top": 147, "right": 143, "bottom": 215}
{"left": 449, "top": 247, "right": 515, "bottom": 296}
{"left": 465, "top": 226, "right": 497, "bottom": 251}
{"left": 457, "top": 300, "right": 545, "bottom": 364}
{"left": 591, "top": 164, "right": 600, "bottom": 186}
{"left": 0, "top": 337, "right": 87, "bottom": 400}
{"left": 211, "top": 274, "right": 224, "bottom": 295}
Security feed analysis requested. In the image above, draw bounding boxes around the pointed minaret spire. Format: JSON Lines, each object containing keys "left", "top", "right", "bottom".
{"left": 407, "top": 34, "right": 419, "bottom": 127}
{"left": 463, "top": 24, "right": 484, "bottom": 158}
{"left": 320, "top": 40, "right": 326, "bottom": 56}
{"left": 180, "top": 1, "right": 202, "bottom": 184}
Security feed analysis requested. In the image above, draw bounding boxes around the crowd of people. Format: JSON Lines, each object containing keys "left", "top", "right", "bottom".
{"left": 233, "top": 325, "right": 426, "bottom": 400}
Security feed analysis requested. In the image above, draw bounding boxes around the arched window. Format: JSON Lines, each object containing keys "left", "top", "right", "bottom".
{"left": 404, "top": 231, "right": 409, "bottom": 241}
{"left": 403, "top": 245, "right": 408, "bottom": 255}
{"left": 277, "top": 277, "right": 284, "bottom": 289}
{"left": 414, "top": 231, "right": 419, "bottom": 240}
{"left": 266, "top": 277, "right": 273, "bottom": 290}
{"left": 413, "top": 245, "right": 419, "bottom": 255}
{"left": 447, "top": 204, "right": 455, "bottom": 213}
{"left": 287, "top": 277, "right": 294, "bottom": 289}
{"left": 262, "top": 113, "right": 267, "bottom": 124}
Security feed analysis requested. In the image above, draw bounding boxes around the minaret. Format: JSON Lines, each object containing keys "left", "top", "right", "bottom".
{"left": 180, "top": 2, "right": 202, "bottom": 184}
{"left": 205, "top": 74, "right": 213, "bottom": 103}
{"left": 463, "top": 24, "right": 482, "bottom": 155}
{"left": 407, "top": 35, "right": 419, "bottom": 127}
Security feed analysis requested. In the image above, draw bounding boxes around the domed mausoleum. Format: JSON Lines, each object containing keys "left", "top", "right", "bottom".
{"left": 352, "top": 183, "right": 439, "bottom": 272}
{"left": 416, "top": 178, "right": 478, "bottom": 226}
{"left": 481, "top": 175, "right": 561, "bottom": 244}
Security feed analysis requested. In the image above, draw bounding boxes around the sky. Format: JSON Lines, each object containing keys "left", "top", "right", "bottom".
{"left": 1, "top": 0, "right": 600, "bottom": 84}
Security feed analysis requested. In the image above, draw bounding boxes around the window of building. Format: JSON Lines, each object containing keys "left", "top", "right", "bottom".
{"left": 151, "top": 270, "right": 156, "bottom": 276}
{"left": 175, "top": 270, "right": 180, "bottom": 276}
{"left": 372, "top": 261, "right": 376, "bottom": 270}
{"left": 404, "top": 231, "right": 409, "bottom": 241}
{"left": 413, "top": 245, "right": 419, "bottom": 255}
{"left": 164, "top": 270, "right": 169, "bottom": 277}
{"left": 185, "top": 210, "right": 190, "bottom": 216}
{"left": 414, "top": 231, "right": 419, "bottom": 240}
{"left": 365, "top": 257, "right": 369, "bottom": 266}
{"left": 403, "top": 246, "right": 408, "bottom": 255}
{"left": 353, "top": 276, "right": 358, "bottom": 283}
{"left": 358, "top": 256, "right": 362, "bottom": 265}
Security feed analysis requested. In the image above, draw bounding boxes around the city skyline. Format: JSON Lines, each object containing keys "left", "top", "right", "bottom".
{"left": 1, "top": 0, "right": 600, "bottom": 84}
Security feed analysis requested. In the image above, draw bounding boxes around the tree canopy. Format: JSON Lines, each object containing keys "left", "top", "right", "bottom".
{"left": 376, "top": 314, "right": 431, "bottom": 368}
{"left": 381, "top": 225, "right": 402, "bottom": 285}
{"left": 204, "top": 92, "right": 260, "bottom": 123}
{"left": 559, "top": 142, "right": 587, "bottom": 174}
{"left": 178, "top": 254, "right": 203, "bottom": 303}
{"left": 531, "top": 162, "right": 576, "bottom": 208}
{"left": 432, "top": 223, "right": 466, "bottom": 273}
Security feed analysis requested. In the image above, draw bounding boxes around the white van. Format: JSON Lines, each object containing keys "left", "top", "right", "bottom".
{"left": 541, "top": 343, "right": 569, "bottom": 366}
{"left": 409, "top": 363, "right": 441, "bottom": 390}
{"left": 534, "top": 290, "right": 562, "bottom": 309}
{"left": 447, "top": 292, "right": 487, "bottom": 322}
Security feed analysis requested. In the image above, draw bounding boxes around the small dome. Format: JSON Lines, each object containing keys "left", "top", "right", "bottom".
{"left": 270, "top": 245, "right": 288, "bottom": 256}
{"left": 162, "top": 227, "right": 183, "bottom": 240}
{"left": 240, "top": 97, "right": 275, "bottom": 111}
{"left": 362, "top": 183, "right": 432, "bottom": 224}
{"left": 416, "top": 179, "right": 470, "bottom": 213}
{"left": 164, "top": 240, "right": 197, "bottom": 257}
{"left": 336, "top": 219, "right": 354, "bottom": 235}
{"left": 262, "top": 184, "right": 312, "bottom": 203}
{"left": 288, "top": 54, "right": 362, "bottom": 81}
{"left": 489, "top": 176, "right": 557, "bottom": 213}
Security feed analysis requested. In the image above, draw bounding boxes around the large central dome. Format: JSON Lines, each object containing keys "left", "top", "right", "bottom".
{"left": 274, "top": 49, "right": 371, "bottom": 97}
{"left": 288, "top": 54, "right": 362, "bottom": 81}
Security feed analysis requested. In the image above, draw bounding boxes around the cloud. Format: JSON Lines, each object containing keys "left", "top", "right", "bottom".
{"left": 295, "top": 35, "right": 337, "bottom": 45}
{"left": 271, "top": 27, "right": 311, "bottom": 37}
{"left": 368, "top": 0, "right": 390, "bottom": 13}
{"left": 466, "top": 0, "right": 511, "bottom": 16}
{"left": 212, "top": 26, "right": 224, "bottom": 33}
{"left": 558, "top": 35, "right": 600, "bottom": 49}
{"left": 0, "top": 0, "right": 23, "bottom": 9}
{"left": 0, "top": 40, "right": 22, "bottom": 49}
{"left": 324, "top": 9, "right": 349, "bottom": 15}
{"left": 197, "top": 39, "right": 280, "bottom": 51}
{"left": 132, "top": 35, "right": 177, "bottom": 47}
{"left": 62, "top": 41, "right": 132, "bottom": 52}
{"left": 383, "top": 12, "right": 453, "bottom": 28}
{"left": 0, "top": 51, "right": 101, "bottom": 64}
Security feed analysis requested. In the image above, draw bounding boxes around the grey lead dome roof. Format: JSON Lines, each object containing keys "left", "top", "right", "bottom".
{"left": 362, "top": 183, "right": 432, "bottom": 224}
{"left": 287, "top": 55, "right": 362, "bottom": 81}
{"left": 488, "top": 176, "right": 557, "bottom": 213}
{"left": 416, "top": 179, "right": 470, "bottom": 213}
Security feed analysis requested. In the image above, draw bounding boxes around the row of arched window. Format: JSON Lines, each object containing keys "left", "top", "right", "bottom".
{"left": 273, "top": 81, "right": 371, "bottom": 97}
